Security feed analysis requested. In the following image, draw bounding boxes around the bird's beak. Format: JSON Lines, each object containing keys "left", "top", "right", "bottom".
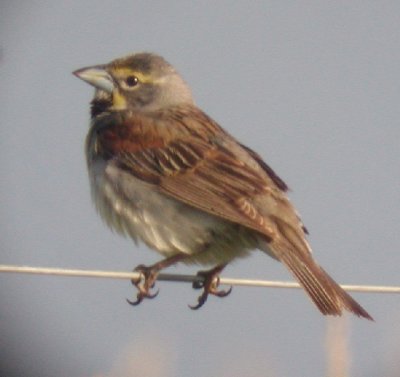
{"left": 73, "top": 65, "right": 115, "bottom": 93}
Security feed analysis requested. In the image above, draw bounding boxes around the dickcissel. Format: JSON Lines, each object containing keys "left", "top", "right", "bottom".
{"left": 74, "top": 52, "right": 371, "bottom": 319}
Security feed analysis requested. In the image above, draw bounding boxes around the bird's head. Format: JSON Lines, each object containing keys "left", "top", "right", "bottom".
{"left": 73, "top": 52, "right": 194, "bottom": 117}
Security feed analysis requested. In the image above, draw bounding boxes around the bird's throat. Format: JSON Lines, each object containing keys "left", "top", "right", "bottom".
{"left": 111, "top": 90, "right": 127, "bottom": 111}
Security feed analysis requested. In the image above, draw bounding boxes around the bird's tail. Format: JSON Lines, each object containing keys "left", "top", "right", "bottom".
{"left": 277, "top": 249, "right": 373, "bottom": 320}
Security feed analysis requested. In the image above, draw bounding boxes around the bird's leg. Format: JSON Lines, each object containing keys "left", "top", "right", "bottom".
{"left": 127, "top": 254, "right": 186, "bottom": 306}
{"left": 189, "top": 264, "right": 232, "bottom": 310}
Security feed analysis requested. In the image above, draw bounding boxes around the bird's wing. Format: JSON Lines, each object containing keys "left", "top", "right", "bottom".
{"left": 116, "top": 137, "right": 274, "bottom": 236}
{"left": 94, "top": 109, "right": 308, "bottom": 252}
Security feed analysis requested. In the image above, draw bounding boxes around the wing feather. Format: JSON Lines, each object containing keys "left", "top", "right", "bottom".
{"left": 93, "top": 108, "right": 297, "bottom": 242}
{"left": 115, "top": 137, "right": 277, "bottom": 238}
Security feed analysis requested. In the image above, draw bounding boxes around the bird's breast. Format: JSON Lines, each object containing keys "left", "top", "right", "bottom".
{"left": 86, "top": 156, "right": 256, "bottom": 265}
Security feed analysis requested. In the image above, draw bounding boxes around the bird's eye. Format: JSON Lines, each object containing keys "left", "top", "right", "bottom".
{"left": 125, "top": 75, "right": 139, "bottom": 87}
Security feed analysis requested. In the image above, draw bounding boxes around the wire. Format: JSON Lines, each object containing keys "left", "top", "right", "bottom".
{"left": 0, "top": 264, "right": 398, "bottom": 293}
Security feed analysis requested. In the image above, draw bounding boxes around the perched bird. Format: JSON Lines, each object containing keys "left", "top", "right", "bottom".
{"left": 73, "top": 52, "right": 372, "bottom": 319}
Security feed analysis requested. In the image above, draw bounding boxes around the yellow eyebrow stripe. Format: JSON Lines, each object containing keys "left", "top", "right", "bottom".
{"left": 112, "top": 67, "right": 152, "bottom": 83}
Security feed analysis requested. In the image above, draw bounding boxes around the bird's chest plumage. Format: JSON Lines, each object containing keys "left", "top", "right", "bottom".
{"left": 84, "top": 111, "right": 258, "bottom": 264}
{"left": 87, "top": 155, "right": 256, "bottom": 265}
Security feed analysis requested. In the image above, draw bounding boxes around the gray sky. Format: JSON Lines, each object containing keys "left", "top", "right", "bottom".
{"left": 1, "top": 2, "right": 399, "bottom": 376}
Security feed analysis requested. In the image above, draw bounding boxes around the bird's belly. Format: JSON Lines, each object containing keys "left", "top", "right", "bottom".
{"left": 89, "top": 160, "right": 257, "bottom": 265}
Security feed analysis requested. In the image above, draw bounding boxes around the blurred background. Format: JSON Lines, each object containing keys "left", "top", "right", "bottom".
{"left": 1, "top": 2, "right": 399, "bottom": 376}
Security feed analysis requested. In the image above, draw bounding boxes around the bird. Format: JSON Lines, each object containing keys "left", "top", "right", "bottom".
{"left": 73, "top": 52, "right": 372, "bottom": 319}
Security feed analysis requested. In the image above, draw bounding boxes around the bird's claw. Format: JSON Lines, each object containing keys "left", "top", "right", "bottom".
{"left": 126, "top": 288, "right": 159, "bottom": 306}
{"left": 189, "top": 267, "right": 232, "bottom": 310}
{"left": 127, "top": 264, "right": 160, "bottom": 306}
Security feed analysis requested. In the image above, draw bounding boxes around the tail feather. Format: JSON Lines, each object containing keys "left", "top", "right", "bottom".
{"left": 278, "top": 250, "right": 373, "bottom": 320}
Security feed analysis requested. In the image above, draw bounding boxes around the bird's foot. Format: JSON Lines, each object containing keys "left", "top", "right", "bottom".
{"left": 127, "top": 264, "right": 160, "bottom": 306}
{"left": 189, "top": 265, "right": 232, "bottom": 310}
{"left": 126, "top": 254, "right": 186, "bottom": 306}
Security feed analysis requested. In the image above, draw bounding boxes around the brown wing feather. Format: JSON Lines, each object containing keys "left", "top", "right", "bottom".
{"left": 116, "top": 136, "right": 277, "bottom": 238}
{"left": 238, "top": 142, "right": 289, "bottom": 192}
{"left": 92, "top": 107, "right": 298, "bottom": 240}
{"left": 92, "top": 108, "right": 307, "bottom": 243}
